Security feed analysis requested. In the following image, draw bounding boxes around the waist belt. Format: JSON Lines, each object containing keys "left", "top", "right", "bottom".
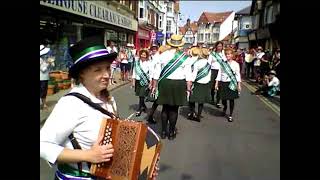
{"left": 57, "top": 164, "right": 93, "bottom": 178}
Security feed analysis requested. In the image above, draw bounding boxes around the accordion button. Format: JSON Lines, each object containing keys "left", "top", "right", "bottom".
{"left": 109, "top": 128, "right": 112, "bottom": 131}
{"left": 110, "top": 138, "right": 112, "bottom": 142}
{"left": 108, "top": 132, "right": 111, "bottom": 135}
{"left": 107, "top": 125, "right": 109, "bottom": 128}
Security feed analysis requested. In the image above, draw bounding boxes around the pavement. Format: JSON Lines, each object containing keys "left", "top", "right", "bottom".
{"left": 41, "top": 78, "right": 280, "bottom": 180}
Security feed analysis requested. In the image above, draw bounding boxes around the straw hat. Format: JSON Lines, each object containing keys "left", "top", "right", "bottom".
{"left": 167, "top": 34, "right": 185, "bottom": 47}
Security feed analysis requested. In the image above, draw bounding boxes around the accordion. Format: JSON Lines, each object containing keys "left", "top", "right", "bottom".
{"left": 90, "top": 119, "right": 162, "bottom": 180}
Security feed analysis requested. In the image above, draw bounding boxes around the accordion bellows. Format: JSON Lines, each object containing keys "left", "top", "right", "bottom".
{"left": 90, "top": 119, "right": 161, "bottom": 180}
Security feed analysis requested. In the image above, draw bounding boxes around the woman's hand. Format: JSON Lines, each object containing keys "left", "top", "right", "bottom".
{"left": 237, "top": 84, "right": 241, "bottom": 92}
{"left": 86, "top": 135, "right": 114, "bottom": 163}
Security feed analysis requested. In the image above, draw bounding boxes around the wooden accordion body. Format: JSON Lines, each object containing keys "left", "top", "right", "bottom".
{"left": 90, "top": 119, "right": 161, "bottom": 180}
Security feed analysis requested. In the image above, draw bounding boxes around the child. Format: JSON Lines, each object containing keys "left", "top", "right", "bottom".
{"left": 132, "top": 49, "right": 153, "bottom": 116}
{"left": 215, "top": 48, "right": 241, "bottom": 122}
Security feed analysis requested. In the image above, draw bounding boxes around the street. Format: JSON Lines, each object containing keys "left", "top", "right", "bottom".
{"left": 41, "top": 82, "right": 279, "bottom": 180}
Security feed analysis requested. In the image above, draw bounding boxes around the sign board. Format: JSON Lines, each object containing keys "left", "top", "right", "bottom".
{"left": 40, "top": 0, "right": 138, "bottom": 31}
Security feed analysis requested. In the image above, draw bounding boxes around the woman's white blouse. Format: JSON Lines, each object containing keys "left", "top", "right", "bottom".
{"left": 153, "top": 49, "right": 195, "bottom": 81}
{"left": 132, "top": 59, "right": 153, "bottom": 81}
{"left": 40, "top": 84, "right": 116, "bottom": 171}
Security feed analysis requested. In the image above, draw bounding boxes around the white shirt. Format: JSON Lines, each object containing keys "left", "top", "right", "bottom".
{"left": 40, "top": 84, "right": 117, "bottom": 171}
{"left": 132, "top": 59, "right": 153, "bottom": 81}
{"left": 208, "top": 51, "right": 226, "bottom": 70}
{"left": 40, "top": 57, "right": 53, "bottom": 81}
{"left": 153, "top": 49, "right": 194, "bottom": 81}
{"left": 216, "top": 60, "right": 241, "bottom": 82}
{"left": 245, "top": 53, "right": 255, "bottom": 63}
{"left": 191, "top": 58, "right": 212, "bottom": 84}
{"left": 268, "top": 76, "right": 280, "bottom": 87}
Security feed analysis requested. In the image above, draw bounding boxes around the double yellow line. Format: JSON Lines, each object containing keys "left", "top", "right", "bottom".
{"left": 242, "top": 81, "right": 280, "bottom": 117}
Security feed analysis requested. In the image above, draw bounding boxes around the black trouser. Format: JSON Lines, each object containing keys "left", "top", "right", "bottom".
{"left": 189, "top": 102, "right": 204, "bottom": 116}
{"left": 148, "top": 102, "right": 159, "bottom": 119}
{"left": 245, "top": 62, "right": 254, "bottom": 79}
{"left": 222, "top": 99, "right": 235, "bottom": 116}
{"left": 138, "top": 97, "right": 147, "bottom": 111}
{"left": 161, "top": 104, "right": 179, "bottom": 133}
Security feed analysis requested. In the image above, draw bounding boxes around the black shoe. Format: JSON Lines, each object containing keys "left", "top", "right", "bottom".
{"left": 187, "top": 112, "right": 195, "bottom": 120}
{"left": 147, "top": 117, "right": 157, "bottom": 124}
{"left": 194, "top": 115, "right": 201, "bottom": 122}
{"left": 227, "top": 116, "right": 233, "bottom": 122}
{"left": 161, "top": 131, "right": 167, "bottom": 139}
{"left": 135, "top": 111, "right": 142, "bottom": 117}
{"left": 168, "top": 130, "right": 176, "bottom": 140}
{"left": 216, "top": 104, "right": 222, "bottom": 108}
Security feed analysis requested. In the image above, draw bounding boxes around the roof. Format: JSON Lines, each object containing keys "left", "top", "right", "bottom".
{"left": 179, "top": 21, "right": 198, "bottom": 35}
{"left": 198, "top": 11, "right": 233, "bottom": 24}
{"left": 179, "top": 26, "right": 186, "bottom": 35}
{"left": 222, "top": 33, "right": 232, "bottom": 41}
{"left": 236, "top": 5, "right": 251, "bottom": 15}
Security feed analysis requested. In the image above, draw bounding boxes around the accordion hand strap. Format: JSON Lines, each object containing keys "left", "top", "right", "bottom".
{"left": 63, "top": 92, "right": 119, "bottom": 175}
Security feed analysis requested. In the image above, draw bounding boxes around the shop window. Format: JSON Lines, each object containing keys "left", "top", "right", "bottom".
{"left": 140, "top": 8, "right": 144, "bottom": 18}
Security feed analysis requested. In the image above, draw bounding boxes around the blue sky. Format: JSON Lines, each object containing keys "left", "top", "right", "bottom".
{"left": 179, "top": 1, "right": 252, "bottom": 26}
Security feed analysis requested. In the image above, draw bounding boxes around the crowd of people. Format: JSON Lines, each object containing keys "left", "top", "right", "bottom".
{"left": 40, "top": 34, "right": 280, "bottom": 179}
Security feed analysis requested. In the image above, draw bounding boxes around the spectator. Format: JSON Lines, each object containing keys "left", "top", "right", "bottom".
{"left": 107, "top": 40, "right": 118, "bottom": 85}
{"left": 119, "top": 47, "right": 129, "bottom": 81}
{"left": 254, "top": 70, "right": 280, "bottom": 97}
{"left": 254, "top": 46, "right": 265, "bottom": 83}
{"left": 40, "top": 44, "right": 54, "bottom": 109}
{"left": 244, "top": 48, "right": 255, "bottom": 79}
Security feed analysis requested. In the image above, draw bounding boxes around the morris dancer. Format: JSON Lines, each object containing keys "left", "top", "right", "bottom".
{"left": 152, "top": 35, "right": 194, "bottom": 140}
{"left": 132, "top": 49, "right": 153, "bottom": 117}
{"left": 214, "top": 48, "right": 241, "bottom": 122}
{"left": 209, "top": 41, "right": 226, "bottom": 108}
{"left": 188, "top": 47, "right": 212, "bottom": 122}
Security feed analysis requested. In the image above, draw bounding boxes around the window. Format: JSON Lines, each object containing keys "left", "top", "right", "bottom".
{"left": 267, "top": 6, "right": 273, "bottom": 23}
{"left": 166, "top": 20, "right": 172, "bottom": 32}
{"left": 213, "top": 33, "right": 219, "bottom": 41}
{"left": 199, "top": 34, "right": 204, "bottom": 41}
{"left": 139, "top": 8, "right": 144, "bottom": 18}
{"left": 159, "top": 15, "right": 162, "bottom": 28}
{"left": 139, "top": 0, "right": 144, "bottom": 7}
{"left": 167, "top": 2, "right": 172, "bottom": 13}
{"left": 129, "top": 1, "right": 133, "bottom": 10}
{"left": 205, "top": 33, "right": 210, "bottom": 42}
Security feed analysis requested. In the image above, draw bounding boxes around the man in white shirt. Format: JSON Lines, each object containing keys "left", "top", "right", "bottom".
{"left": 254, "top": 70, "right": 280, "bottom": 97}
{"left": 40, "top": 45, "right": 54, "bottom": 109}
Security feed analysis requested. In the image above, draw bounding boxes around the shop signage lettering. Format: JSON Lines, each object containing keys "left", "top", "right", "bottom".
{"left": 40, "top": 0, "right": 136, "bottom": 31}
{"left": 138, "top": 29, "right": 149, "bottom": 39}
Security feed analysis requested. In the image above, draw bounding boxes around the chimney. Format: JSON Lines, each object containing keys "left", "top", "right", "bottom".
{"left": 187, "top": 18, "right": 191, "bottom": 27}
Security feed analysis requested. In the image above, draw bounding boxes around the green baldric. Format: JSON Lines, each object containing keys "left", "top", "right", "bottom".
{"left": 211, "top": 52, "right": 238, "bottom": 91}
{"left": 134, "top": 60, "right": 150, "bottom": 86}
{"left": 154, "top": 51, "right": 189, "bottom": 99}
{"left": 195, "top": 62, "right": 211, "bottom": 82}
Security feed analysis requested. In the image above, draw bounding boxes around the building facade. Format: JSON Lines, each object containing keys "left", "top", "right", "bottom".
{"left": 163, "top": 0, "right": 180, "bottom": 43}
{"left": 136, "top": 0, "right": 163, "bottom": 50}
{"left": 197, "top": 11, "right": 234, "bottom": 46}
{"left": 40, "top": 0, "right": 138, "bottom": 70}
{"left": 248, "top": 0, "right": 280, "bottom": 51}
{"left": 232, "top": 5, "right": 252, "bottom": 50}
{"left": 179, "top": 19, "right": 198, "bottom": 47}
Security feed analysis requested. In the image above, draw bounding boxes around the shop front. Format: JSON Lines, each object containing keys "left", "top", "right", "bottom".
{"left": 135, "top": 26, "right": 151, "bottom": 51}
{"left": 40, "top": 0, "right": 137, "bottom": 70}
